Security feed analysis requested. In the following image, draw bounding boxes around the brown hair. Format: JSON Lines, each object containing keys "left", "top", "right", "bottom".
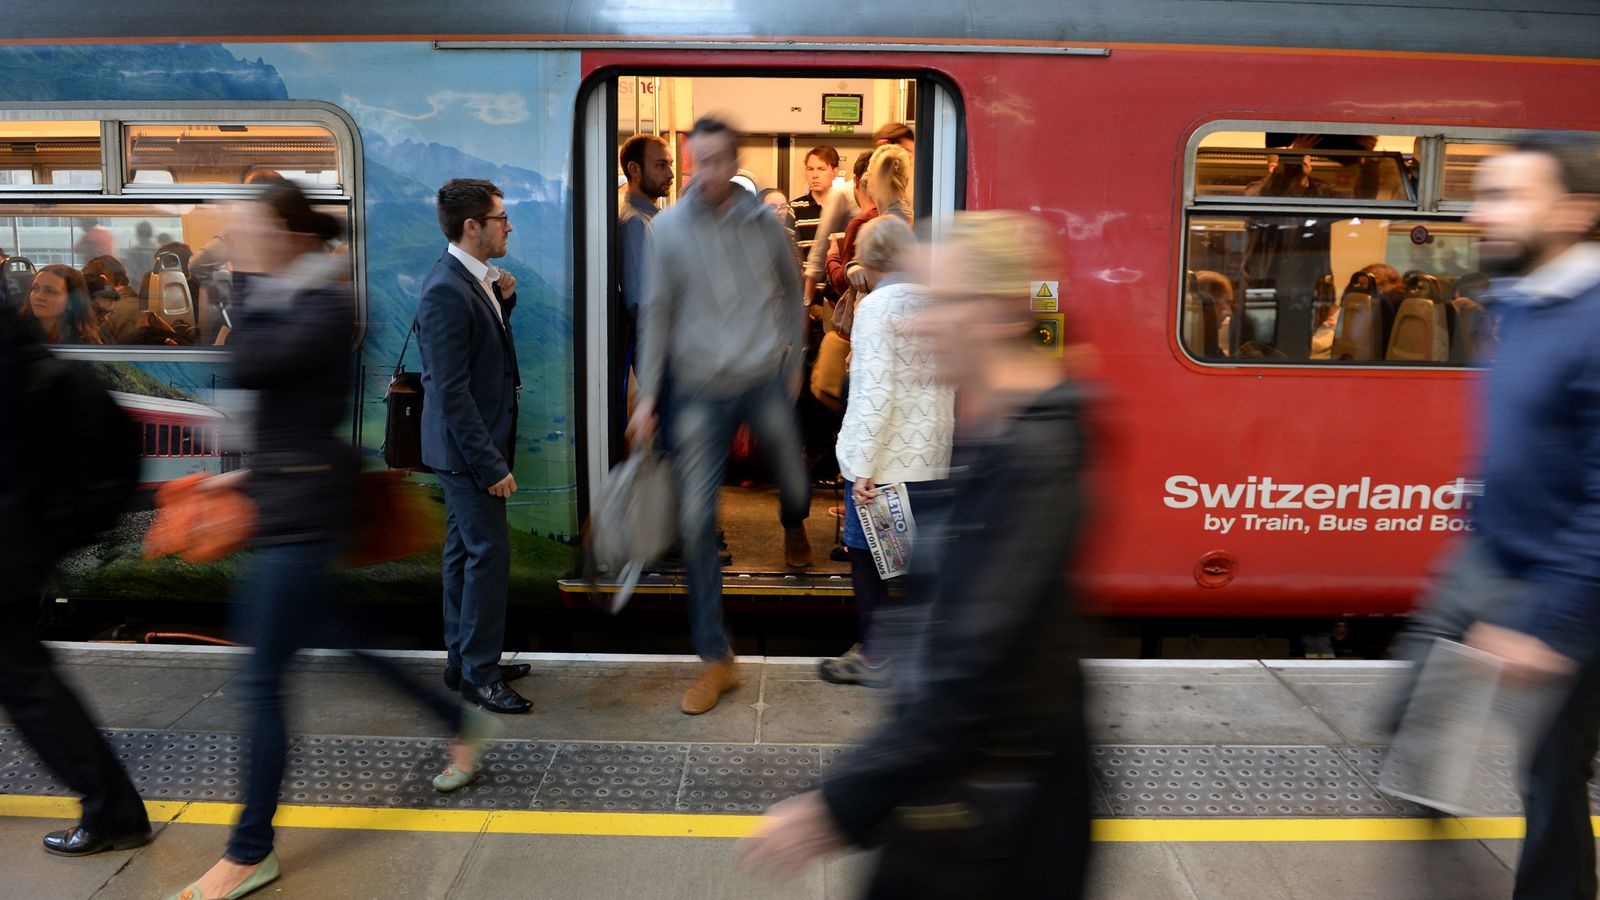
{"left": 19, "top": 264, "right": 100, "bottom": 344}
{"left": 805, "top": 146, "right": 840, "bottom": 168}
{"left": 874, "top": 122, "right": 915, "bottom": 146}
{"left": 259, "top": 179, "right": 344, "bottom": 243}
{"left": 620, "top": 134, "right": 669, "bottom": 182}
{"left": 435, "top": 178, "right": 504, "bottom": 242}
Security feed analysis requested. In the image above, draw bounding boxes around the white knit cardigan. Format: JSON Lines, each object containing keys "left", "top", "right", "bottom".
{"left": 835, "top": 281, "right": 956, "bottom": 485}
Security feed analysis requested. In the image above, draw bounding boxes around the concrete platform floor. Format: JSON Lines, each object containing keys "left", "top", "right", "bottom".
{"left": 0, "top": 648, "right": 1593, "bottom": 899}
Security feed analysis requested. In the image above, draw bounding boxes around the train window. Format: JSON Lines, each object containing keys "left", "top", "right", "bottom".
{"left": 144, "top": 423, "right": 156, "bottom": 454}
{"left": 0, "top": 104, "right": 362, "bottom": 359}
{"left": 125, "top": 123, "right": 341, "bottom": 190}
{"left": 0, "top": 201, "right": 351, "bottom": 346}
{"left": 157, "top": 424, "right": 169, "bottom": 456}
{"left": 1185, "top": 215, "right": 1495, "bottom": 364}
{"left": 1440, "top": 142, "right": 1513, "bottom": 206}
{"left": 1193, "top": 132, "right": 1417, "bottom": 205}
{"left": 0, "top": 120, "right": 103, "bottom": 190}
{"left": 180, "top": 426, "right": 193, "bottom": 455}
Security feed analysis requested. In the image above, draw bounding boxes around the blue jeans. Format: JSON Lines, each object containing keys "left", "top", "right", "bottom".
{"left": 437, "top": 469, "right": 512, "bottom": 687}
{"left": 670, "top": 373, "right": 811, "bottom": 660}
{"left": 226, "top": 541, "right": 463, "bottom": 865}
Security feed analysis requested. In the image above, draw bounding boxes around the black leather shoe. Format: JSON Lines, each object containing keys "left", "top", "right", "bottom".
{"left": 445, "top": 664, "right": 532, "bottom": 692}
{"left": 462, "top": 679, "right": 532, "bottom": 714}
{"left": 42, "top": 824, "right": 152, "bottom": 857}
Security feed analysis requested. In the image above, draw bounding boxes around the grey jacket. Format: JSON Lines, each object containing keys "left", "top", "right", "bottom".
{"left": 637, "top": 184, "right": 804, "bottom": 400}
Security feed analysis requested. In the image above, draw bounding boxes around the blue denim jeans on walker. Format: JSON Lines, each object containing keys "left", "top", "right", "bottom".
{"left": 669, "top": 373, "right": 811, "bottom": 660}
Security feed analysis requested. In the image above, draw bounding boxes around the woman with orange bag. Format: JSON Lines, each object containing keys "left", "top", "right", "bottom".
{"left": 167, "top": 180, "right": 494, "bottom": 900}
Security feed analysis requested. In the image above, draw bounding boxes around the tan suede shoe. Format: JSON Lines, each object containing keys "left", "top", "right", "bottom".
{"left": 681, "top": 655, "right": 740, "bottom": 715}
{"left": 784, "top": 525, "right": 813, "bottom": 568}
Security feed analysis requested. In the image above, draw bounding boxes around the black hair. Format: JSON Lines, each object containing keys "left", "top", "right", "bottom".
{"left": 258, "top": 179, "right": 344, "bottom": 242}
{"left": 1513, "top": 130, "right": 1600, "bottom": 196}
{"left": 435, "top": 178, "right": 503, "bottom": 242}
{"left": 619, "top": 134, "right": 669, "bottom": 182}
{"left": 688, "top": 114, "right": 736, "bottom": 142}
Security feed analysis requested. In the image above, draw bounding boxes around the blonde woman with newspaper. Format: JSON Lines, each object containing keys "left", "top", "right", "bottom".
{"left": 822, "top": 215, "right": 955, "bottom": 687}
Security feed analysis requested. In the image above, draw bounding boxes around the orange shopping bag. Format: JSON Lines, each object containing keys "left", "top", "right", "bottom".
{"left": 142, "top": 472, "right": 257, "bottom": 564}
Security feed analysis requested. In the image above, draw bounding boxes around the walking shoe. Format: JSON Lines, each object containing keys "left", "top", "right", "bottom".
{"left": 167, "top": 851, "right": 280, "bottom": 900}
{"left": 819, "top": 646, "right": 891, "bottom": 687}
{"left": 42, "top": 824, "right": 152, "bottom": 856}
{"left": 784, "top": 525, "right": 813, "bottom": 568}
{"left": 681, "top": 655, "right": 740, "bottom": 715}
{"left": 433, "top": 706, "right": 503, "bottom": 792}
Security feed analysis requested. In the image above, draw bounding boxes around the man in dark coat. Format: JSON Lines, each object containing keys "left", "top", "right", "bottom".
{"left": 417, "top": 178, "right": 532, "bottom": 714}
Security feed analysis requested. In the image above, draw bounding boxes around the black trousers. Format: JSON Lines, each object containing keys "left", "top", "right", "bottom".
{"left": 0, "top": 601, "right": 148, "bottom": 836}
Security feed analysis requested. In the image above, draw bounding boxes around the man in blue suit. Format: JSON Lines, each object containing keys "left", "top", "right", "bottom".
{"left": 417, "top": 178, "right": 532, "bottom": 714}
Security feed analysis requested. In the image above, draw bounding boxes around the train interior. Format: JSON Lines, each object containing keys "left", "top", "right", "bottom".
{"left": 0, "top": 119, "right": 349, "bottom": 347}
{"left": 594, "top": 74, "right": 940, "bottom": 578}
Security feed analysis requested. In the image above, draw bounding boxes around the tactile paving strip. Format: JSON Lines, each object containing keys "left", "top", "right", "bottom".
{"left": 134, "top": 731, "right": 244, "bottom": 803}
{"left": 1094, "top": 746, "right": 1240, "bottom": 816}
{"left": 680, "top": 745, "right": 822, "bottom": 813}
{"left": 532, "top": 742, "right": 688, "bottom": 813}
{"left": 1217, "top": 746, "right": 1393, "bottom": 817}
{"left": 391, "top": 740, "right": 559, "bottom": 810}
{"left": 280, "top": 736, "right": 433, "bottom": 806}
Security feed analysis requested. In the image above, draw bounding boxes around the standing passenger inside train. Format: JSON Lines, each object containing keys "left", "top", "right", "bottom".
{"left": 790, "top": 145, "right": 839, "bottom": 259}
{"left": 18, "top": 264, "right": 102, "bottom": 345}
{"left": 821, "top": 215, "right": 954, "bottom": 687}
{"left": 417, "top": 178, "right": 533, "bottom": 715}
{"left": 1386, "top": 130, "right": 1600, "bottom": 900}
{"left": 828, "top": 145, "right": 913, "bottom": 334}
{"left": 742, "top": 211, "right": 1094, "bottom": 899}
{"left": 627, "top": 114, "right": 811, "bottom": 715}
{"left": 803, "top": 123, "right": 915, "bottom": 307}
{"left": 617, "top": 134, "right": 673, "bottom": 433}
{"left": 169, "top": 180, "right": 493, "bottom": 900}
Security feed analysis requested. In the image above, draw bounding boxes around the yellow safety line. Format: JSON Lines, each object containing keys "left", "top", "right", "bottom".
{"left": 3, "top": 794, "right": 1585, "bottom": 842}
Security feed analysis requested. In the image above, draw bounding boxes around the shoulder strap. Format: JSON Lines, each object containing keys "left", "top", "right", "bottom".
{"left": 392, "top": 316, "right": 418, "bottom": 377}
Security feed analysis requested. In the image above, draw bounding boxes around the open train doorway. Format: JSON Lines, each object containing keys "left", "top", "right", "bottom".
{"left": 577, "top": 71, "right": 962, "bottom": 585}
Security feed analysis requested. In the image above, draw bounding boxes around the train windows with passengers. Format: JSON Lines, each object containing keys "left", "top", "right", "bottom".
{"left": 0, "top": 114, "right": 353, "bottom": 348}
{"left": 1182, "top": 128, "right": 1512, "bottom": 367}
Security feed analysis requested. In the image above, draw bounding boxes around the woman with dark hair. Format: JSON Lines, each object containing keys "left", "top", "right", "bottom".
{"left": 167, "top": 181, "right": 492, "bottom": 900}
{"left": 18, "top": 263, "right": 100, "bottom": 344}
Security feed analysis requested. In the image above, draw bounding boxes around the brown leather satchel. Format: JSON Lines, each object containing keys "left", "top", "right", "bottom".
{"left": 345, "top": 470, "right": 442, "bottom": 567}
{"left": 810, "top": 331, "right": 850, "bottom": 413}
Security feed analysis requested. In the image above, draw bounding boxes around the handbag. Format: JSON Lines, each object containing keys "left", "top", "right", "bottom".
{"left": 142, "top": 472, "right": 257, "bottom": 564}
{"left": 810, "top": 330, "right": 850, "bottom": 413}
{"left": 582, "top": 448, "right": 677, "bottom": 614}
{"left": 383, "top": 319, "right": 430, "bottom": 471}
{"left": 345, "top": 470, "right": 442, "bottom": 567}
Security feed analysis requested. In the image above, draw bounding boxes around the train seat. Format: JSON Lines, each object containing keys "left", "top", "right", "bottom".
{"left": 1330, "top": 271, "right": 1383, "bottom": 361}
{"left": 1386, "top": 273, "right": 1449, "bottom": 362}
{"left": 145, "top": 250, "right": 195, "bottom": 330}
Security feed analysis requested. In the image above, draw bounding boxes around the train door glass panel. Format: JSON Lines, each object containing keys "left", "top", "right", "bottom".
{"left": 582, "top": 72, "right": 961, "bottom": 575}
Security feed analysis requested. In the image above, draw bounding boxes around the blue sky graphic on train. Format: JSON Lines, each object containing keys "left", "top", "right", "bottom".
{"left": 0, "top": 42, "right": 581, "bottom": 534}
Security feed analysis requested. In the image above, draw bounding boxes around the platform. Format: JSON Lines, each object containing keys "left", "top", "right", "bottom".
{"left": 0, "top": 647, "right": 1592, "bottom": 899}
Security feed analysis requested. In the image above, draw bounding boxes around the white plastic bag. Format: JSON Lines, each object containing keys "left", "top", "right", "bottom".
{"left": 584, "top": 450, "right": 677, "bottom": 614}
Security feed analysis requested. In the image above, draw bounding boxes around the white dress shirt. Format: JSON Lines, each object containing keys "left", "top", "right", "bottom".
{"left": 447, "top": 243, "right": 504, "bottom": 326}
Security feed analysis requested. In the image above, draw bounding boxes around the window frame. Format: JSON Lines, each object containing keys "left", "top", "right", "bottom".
{"left": 1179, "top": 119, "right": 1541, "bottom": 372}
{"left": 0, "top": 101, "right": 365, "bottom": 362}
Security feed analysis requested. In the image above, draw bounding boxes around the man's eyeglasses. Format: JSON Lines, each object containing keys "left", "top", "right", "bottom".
{"left": 477, "top": 214, "right": 509, "bottom": 224}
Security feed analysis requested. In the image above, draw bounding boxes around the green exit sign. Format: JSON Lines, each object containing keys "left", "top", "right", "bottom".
{"left": 821, "top": 93, "right": 863, "bottom": 126}
{"left": 828, "top": 124, "right": 855, "bottom": 134}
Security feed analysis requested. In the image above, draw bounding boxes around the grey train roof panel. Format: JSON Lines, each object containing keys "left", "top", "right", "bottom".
{"left": 6, "top": 0, "right": 1599, "bottom": 59}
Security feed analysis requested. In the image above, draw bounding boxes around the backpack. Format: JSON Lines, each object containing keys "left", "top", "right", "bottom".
{"left": 19, "top": 345, "right": 141, "bottom": 560}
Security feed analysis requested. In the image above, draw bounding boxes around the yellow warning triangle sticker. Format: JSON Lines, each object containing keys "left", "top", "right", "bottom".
{"left": 1034, "top": 282, "right": 1055, "bottom": 300}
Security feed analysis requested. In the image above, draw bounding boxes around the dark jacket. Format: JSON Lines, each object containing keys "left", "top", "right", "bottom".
{"left": 228, "top": 257, "right": 357, "bottom": 544}
{"left": 822, "top": 381, "right": 1090, "bottom": 846}
{"left": 0, "top": 314, "right": 41, "bottom": 597}
{"left": 416, "top": 252, "right": 519, "bottom": 490}
{"left": 1476, "top": 249, "right": 1600, "bottom": 663}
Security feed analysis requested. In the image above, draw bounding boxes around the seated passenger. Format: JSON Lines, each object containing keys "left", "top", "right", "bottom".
{"left": 1309, "top": 273, "right": 1339, "bottom": 359}
{"left": 1235, "top": 340, "right": 1286, "bottom": 360}
{"left": 1191, "top": 270, "right": 1233, "bottom": 357}
{"left": 1452, "top": 272, "right": 1497, "bottom": 362}
{"left": 82, "top": 255, "right": 141, "bottom": 344}
{"left": 1362, "top": 262, "right": 1405, "bottom": 348}
{"left": 18, "top": 264, "right": 101, "bottom": 345}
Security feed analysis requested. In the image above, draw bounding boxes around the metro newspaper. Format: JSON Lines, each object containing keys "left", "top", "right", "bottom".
{"left": 855, "top": 483, "right": 916, "bottom": 579}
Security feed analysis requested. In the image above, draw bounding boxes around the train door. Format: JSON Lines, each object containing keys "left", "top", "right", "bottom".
{"left": 577, "top": 71, "right": 961, "bottom": 581}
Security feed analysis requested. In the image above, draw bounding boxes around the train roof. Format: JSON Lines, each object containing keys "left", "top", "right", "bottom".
{"left": 8, "top": 1, "right": 1599, "bottom": 61}
{"left": 109, "top": 391, "right": 226, "bottom": 419}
